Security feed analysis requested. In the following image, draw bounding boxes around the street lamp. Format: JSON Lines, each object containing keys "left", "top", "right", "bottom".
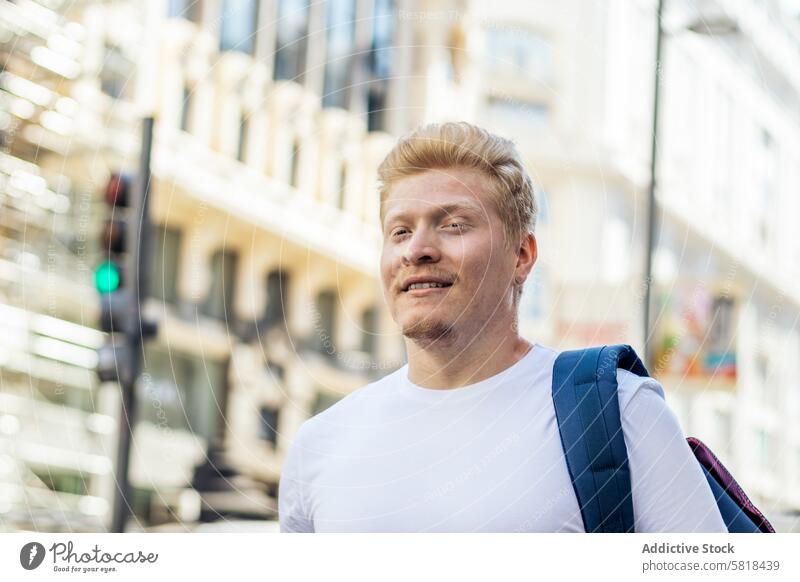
{"left": 642, "top": 1, "right": 739, "bottom": 367}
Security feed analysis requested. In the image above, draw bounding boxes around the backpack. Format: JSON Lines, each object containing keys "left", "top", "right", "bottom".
{"left": 551, "top": 344, "right": 775, "bottom": 533}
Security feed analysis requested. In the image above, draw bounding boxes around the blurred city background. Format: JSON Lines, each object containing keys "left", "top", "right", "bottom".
{"left": 1, "top": 0, "right": 799, "bottom": 532}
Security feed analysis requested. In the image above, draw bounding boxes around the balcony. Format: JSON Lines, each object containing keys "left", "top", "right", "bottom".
{"left": 152, "top": 126, "right": 382, "bottom": 276}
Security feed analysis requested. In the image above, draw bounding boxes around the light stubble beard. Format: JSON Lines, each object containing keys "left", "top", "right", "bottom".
{"left": 401, "top": 317, "right": 456, "bottom": 346}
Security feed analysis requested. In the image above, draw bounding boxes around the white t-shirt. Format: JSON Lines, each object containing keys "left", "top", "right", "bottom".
{"left": 279, "top": 343, "right": 727, "bottom": 533}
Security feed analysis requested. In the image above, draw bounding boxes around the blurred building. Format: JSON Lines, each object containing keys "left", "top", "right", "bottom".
{"left": 2, "top": 0, "right": 409, "bottom": 530}
{"left": 1, "top": 0, "right": 799, "bottom": 532}
{"left": 0, "top": 0, "right": 117, "bottom": 531}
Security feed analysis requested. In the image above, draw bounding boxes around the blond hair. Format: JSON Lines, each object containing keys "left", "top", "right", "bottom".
{"left": 377, "top": 121, "right": 537, "bottom": 247}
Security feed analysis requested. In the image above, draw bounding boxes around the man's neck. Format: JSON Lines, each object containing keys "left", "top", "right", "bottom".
{"left": 405, "top": 323, "right": 534, "bottom": 389}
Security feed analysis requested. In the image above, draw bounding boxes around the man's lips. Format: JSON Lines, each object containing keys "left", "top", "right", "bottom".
{"left": 403, "top": 284, "right": 452, "bottom": 297}
{"left": 400, "top": 275, "right": 454, "bottom": 292}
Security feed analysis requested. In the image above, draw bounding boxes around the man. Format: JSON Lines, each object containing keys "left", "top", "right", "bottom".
{"left": 279, "top": 122, "right": 726, "bottom": 532}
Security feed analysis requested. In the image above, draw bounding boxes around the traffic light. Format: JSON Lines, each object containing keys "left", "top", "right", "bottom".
{"left": 94, "top": 172, "right": 133, "bottom": 384}
{"left": 95, "top": 117, "right": 158, "bottom": 534}
{"left": 94, "top": 170, "right": 157, "bottom": 383}
{"left": 95, "top": 172, "right": 129, "bottom": 307}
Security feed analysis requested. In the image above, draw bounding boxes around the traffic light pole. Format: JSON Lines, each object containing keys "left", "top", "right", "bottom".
{"left": 110, "top": 117, "right": 155, "bottom": 533}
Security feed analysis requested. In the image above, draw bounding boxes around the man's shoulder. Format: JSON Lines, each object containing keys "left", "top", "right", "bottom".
{"left": 545, "top": 343, "right": 664, "bottom": 411}
{"left": 615, "top": 367, "right": 665, "bottom": 411}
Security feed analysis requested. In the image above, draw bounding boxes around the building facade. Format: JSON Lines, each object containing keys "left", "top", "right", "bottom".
{"left": 1, "top": 0, "right": 798, "bottom": 531}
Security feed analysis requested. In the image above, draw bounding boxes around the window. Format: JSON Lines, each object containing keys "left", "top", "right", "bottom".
{"left": 185, "top": 354, "right": 227, "bottom": 440}
{"left": 322, "top": 0, "right": 356, "bottom": 108}
{"left": 706, "top": 294, "right": 736, "bottom": 379}
{"left": 237, "top": 113, "right": 249, "bottom": 162}
{"left": 266, "top": 360, "right": 285, "bottom": 382}
{"left": 360, "top": 306, "right": 377, "bottom": 356}
{"left": 366, "top": 0, "right": 394, "bottom": 132}
{"left": 100, "top": 43, "right": 134, "bottom": 100}
{"left": 274, "top": 0, "right": 310, "bottom": 82}
{"left": 150, "top": 225, "right": 182, "bottom": 304}
{"left": 130, "top": 487, "right": 154, "bottom": 522}
{"left": 314, "top": 290, "right": 336, "bottom": 356}
{"left": 259, "top": 406, "right": 279, "bottom": 446}
{"left": 265, "top": 269, "right": 289, "bottom": 326}
{"left": 219, "top": 0, "right": 259, "bottom": 54}
{"left": 180, "top": 85, "right": 193, "bottom": 132}
{"left": 367, "top": 87, "right": 387, "bottom": 132}
{"left": 369, "top": 0, "right": 394, "bottom": 78}
{"left": 140, "top": 346, "right": 228, "bottom": 441}
{"left": 201, "top": 249, "right": 238, "bottom": 321}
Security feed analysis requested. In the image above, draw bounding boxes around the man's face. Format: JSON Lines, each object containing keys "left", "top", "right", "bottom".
{"left": 380, "top": 167, "right": 521, "bottom": 343}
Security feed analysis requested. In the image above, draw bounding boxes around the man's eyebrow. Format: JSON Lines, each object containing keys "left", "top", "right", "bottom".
{"left": 383, "top": 201, "right": 485, "bottom": 225}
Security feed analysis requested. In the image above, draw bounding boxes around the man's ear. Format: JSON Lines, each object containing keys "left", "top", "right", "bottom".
{"left": 514, "top": 233, "right": 538, "bottom": 285}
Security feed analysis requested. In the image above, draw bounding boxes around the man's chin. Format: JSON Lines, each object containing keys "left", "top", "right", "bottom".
{"left": 401, "top": 318, "right": 455, "bottom": 344}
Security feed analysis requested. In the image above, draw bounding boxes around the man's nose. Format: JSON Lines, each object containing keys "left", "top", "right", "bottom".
{"left": 402, "top": 229, "right": 441, "bottom": 264}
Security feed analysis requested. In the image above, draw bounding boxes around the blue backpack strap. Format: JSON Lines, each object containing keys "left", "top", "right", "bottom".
{"left": 552, "top": 344, "right": 649, "bottom": 533}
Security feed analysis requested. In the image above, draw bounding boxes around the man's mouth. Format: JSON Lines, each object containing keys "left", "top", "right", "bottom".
{"left": 406, "top": 282, "right": 451, "bottom": 291}
{"left": 398, "top": 272, "right": 457, "bottom": 294}
{"left": 401, "top": 277, "right": 454, "bottom": 293}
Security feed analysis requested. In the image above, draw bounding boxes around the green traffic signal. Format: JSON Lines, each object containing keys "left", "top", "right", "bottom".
{"left": 94, "top": 261, "right": 120, "bottom": 294}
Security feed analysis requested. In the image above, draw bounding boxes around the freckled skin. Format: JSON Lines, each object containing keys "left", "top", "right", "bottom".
{"left": 380, "top": 167, "right": 538, "bottom": 388}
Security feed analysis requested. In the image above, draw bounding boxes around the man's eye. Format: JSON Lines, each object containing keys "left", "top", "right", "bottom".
{"left": 391, "top": 228, "right": 410, "bottom": 238}
{"left": 445, "top": 223, "right": 466, "bottom": 231}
